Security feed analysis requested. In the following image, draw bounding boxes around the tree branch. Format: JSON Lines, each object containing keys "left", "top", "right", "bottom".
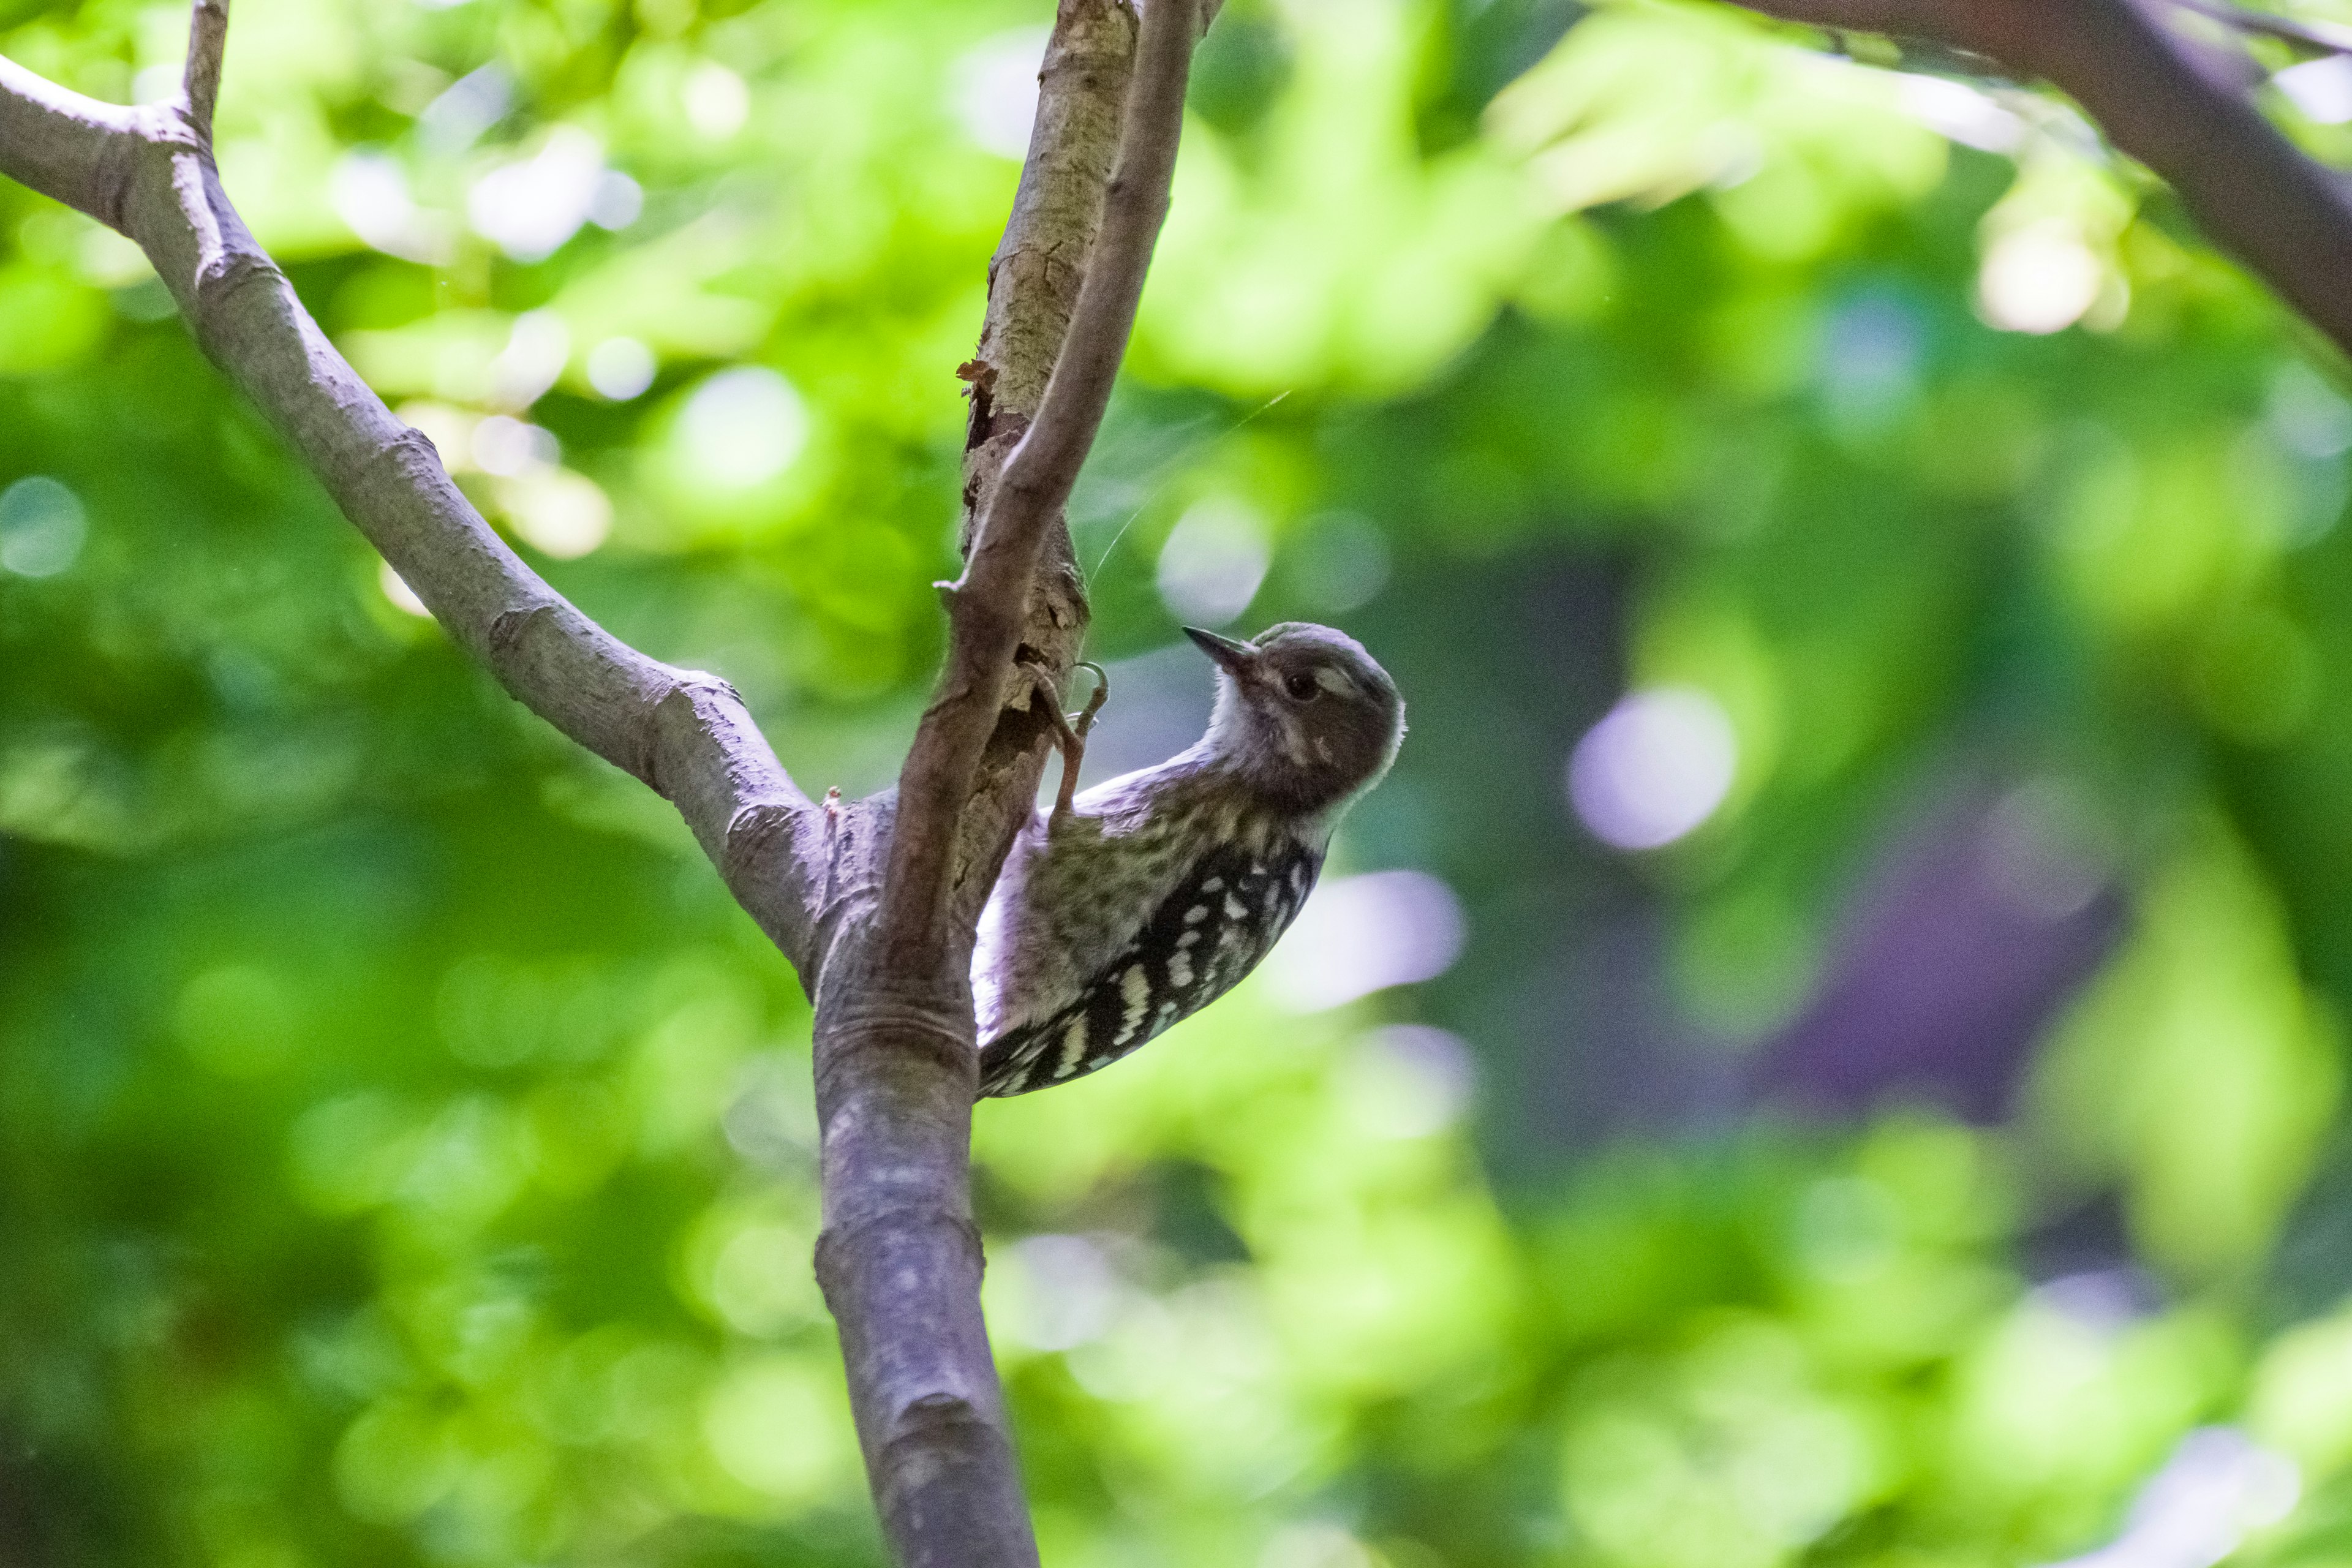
{"left": 7, "top": 0, "right": 1210, "bottom": 1558}
{"left": 806, "top": 1, "right": 1200, "bottom": 1561}
{"left": 0, "top": 55, "right": 145, "bottom": 230}
{"left": 0, "top": 21, "right": 827, "bottom": 971}
{"left": 181, "top": 0, "right": 227, "bottom": 137}
{"left": 880, "top": 0, "right": 1199, "bottom": 971}
{"left": 1729, "top": 0, "right": 2352, "bottom": 358}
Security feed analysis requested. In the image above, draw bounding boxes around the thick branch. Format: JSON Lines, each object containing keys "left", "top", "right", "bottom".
{"left": 0, "top": 32, "right": 826, "bottom": 971}
{"left": 963, "top": 1, "right": 1139, "bottom": 478}
{"left": 879, "top": 0, "right": 1199, "bottom": 971}
{"left": 807, "top": 2, "right": 1202, "bottom": 1563}
{"left": 1732, "top": 0, "right": 2352, "bottom": 357}
{"left": 0, "top": 56, "right": 145, "bottom": 228}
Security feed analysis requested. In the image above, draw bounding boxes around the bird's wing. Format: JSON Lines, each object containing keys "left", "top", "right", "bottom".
{"left": 978, "top": 837, "right": 1320, "bottom": 1097}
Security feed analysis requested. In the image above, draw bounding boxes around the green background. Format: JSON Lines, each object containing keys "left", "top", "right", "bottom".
{"left": 7, "top": 0, "right": 2352, "bottom": 1563}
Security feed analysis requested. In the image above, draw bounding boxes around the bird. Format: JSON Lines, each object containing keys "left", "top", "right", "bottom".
{"left": 973, "top": 621, "right": 1406, "bottom": 1098}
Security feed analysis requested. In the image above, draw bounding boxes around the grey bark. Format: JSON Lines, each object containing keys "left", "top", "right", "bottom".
{"left": 0, "top": 0, "right": 1202, "bottom": 1561}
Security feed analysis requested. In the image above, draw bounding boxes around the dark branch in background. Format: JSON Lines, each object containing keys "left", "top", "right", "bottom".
{"left": 1732, "top": 0, "right": 2352, "bottom": 358}
{"left": 0, "top": 0, "right": 1210, "bottom": 1558}
{"left": 2177, "top": 0, "right": 2352, "bottom": 59}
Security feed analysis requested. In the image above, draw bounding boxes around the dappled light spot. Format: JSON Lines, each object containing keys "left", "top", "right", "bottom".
{"left": 330, "top": 151, "right": 450, "bottom": 264}
{"left": 1818, "top": 290, "right": 1923, "bottom": 428}
{"left": 1568, "top": 687, "right": 1736, "bottom": 850}
{"left": 396, "top": 399, "right": 477, "bottom": 470}
{"left": 1560, "top": 1322, "right": 1875, "bottom": 1565}
{"left": 471, "top": 415, "right": 559, "bottom": 477}
{"left": 0, "top": 476, "right": 86, "bottom": 578}
{"left": 684, "top": 62, "right": 750, "bottom": 141}
{"left": 1264, "top": 870, "right": 1466, "bottom": 1012}
{"left": 469, "top": 127, "right": 607, "bottom": 263}
{"left": 1980, "top": 778, "right": 2110, "bottom": 923}
{"left": 1260, "top": 1523, "right": 1377, "bottom": 1568}
{"left": 2274, "top": 56, "right": 2352, "bottom": 126}
{"left": 2267, "top": 361, "right": 2352, "bottom": 461}
{"left": 2249, "top": 1311, "right": 2352, "bottom": 1474}
{"left": 1004, "top": 1234, "right": 1121, "bottom": 1351}
{"left": 379, "top": 560, "right": 432, "bottom": 616}
{"left": 701, "top": 1356, "right": 858, "bottom": 1507}
{"left": 176, "top": 964, "right": 301, "bottom": 1078}
{"left": 699, "top": 1219, "right": 823, "bottom": 1338}
{"left": 952, "top": 28, "right": 1050, "bottom": 160}
{"left": 2037, "top": 1427, "right": 2298, "bottom": 1568}
{"left": 486, "top": 309, "right": 569, "bottom": 411}
{"left": 2029, "top": 1268, "right": 2156, "bottom": 1338}
{"left": 589, "top": 170, "right": 642, "bottom": 230}
{"left": 334, "top": 1398, "right": 459, "bottom": 1525}
{"left": 1977, "top": 222, "right": 2102, "bottom": 335}
{"left": 417, "top": 63, "right": 511, "bottom": 155}
{"left": 677, "top": 366, "right": 809, "bottom": 491}
{"left": 1291, "top": 511, "right": 1390, "bottom": 614}
{"left": 587, "top": 335, "right": 657, "bottom": 400}
{"left": 1156, "top": 497, "right": 1269, "bottom": 626}
{"left": 1341, "top": 1025, "right": 1475, "bottom": 1139}
{"left": 501, "top": 467, "right": 612, "bottom": 559}
{"left": 1891, "top": 72, "right": 2024, "bottom": 153}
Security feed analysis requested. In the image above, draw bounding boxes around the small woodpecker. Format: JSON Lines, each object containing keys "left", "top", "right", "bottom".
{"left": 973, "top": 622, "right": 1406, "bottom": 1097}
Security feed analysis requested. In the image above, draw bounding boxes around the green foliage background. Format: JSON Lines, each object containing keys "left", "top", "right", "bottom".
{"left": 7, "top": 0, "right": 2352, "bottom": 1564}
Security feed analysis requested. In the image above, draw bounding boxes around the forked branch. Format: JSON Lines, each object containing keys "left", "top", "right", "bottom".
{"left": 2, "top": 0, "right": 1207, "bottom": 1560}
{"left": 809, "top": 3, "right": 1204, "bottom": 1561}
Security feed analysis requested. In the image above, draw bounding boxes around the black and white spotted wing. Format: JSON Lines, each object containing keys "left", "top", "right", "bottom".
{"left": 978, "top": 839, "right": 1322, "bottom": 1096}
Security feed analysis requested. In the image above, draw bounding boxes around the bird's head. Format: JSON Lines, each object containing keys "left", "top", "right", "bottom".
{"left": 1187, "top": 622, "right": 1404, "bottom": 812}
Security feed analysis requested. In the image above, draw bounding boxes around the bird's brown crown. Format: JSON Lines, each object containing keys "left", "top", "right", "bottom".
{"left": 1186, "top": 622, "right": 1405, "bottom": 813}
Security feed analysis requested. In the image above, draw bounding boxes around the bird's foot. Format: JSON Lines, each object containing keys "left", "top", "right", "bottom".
{"left": 1019, "top": 659, "right": 1106, "bottom": 823}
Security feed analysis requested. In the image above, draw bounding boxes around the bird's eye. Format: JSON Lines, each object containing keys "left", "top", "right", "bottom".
{"left": 1283, "top": 671, "right": 1321, "bottom": 702}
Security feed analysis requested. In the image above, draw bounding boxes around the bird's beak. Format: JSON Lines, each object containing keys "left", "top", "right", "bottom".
{"left": 1184, "top": 626, "right": 1259, "bottom": 677}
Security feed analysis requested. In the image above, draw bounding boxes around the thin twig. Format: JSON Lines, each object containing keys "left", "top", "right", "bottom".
{"left": 182, "top": 0, "right": 229, "bottom": 140}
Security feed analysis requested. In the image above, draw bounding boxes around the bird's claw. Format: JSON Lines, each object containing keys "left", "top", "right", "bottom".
{"left": 1019, "top": 658, "right": 1108, "bottom": 823}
